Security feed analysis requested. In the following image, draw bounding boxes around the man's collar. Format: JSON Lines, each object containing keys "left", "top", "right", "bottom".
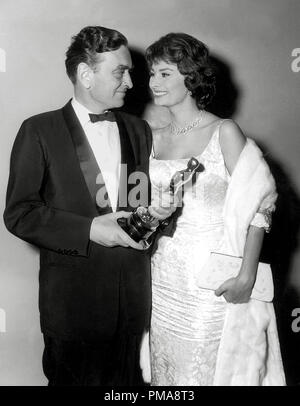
{"left": 71, "top": 97, "right": 92, "bottom": 128}
{"left": 71, "top": 97, "right": 115, "bottom": 128}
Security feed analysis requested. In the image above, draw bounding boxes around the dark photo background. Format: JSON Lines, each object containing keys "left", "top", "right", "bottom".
{"left": 0, "top": 0, "right": 299, "bottom": 385}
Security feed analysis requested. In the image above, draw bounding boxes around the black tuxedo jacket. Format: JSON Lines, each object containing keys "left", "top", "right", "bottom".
{"left": 4, "top": 101, "right": 153, "bottom": 341}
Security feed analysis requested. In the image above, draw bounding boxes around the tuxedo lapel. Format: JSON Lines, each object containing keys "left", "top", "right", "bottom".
{"left": 115, "top": 112, "right": 138, "bottom": 211}
{"left": 62, "top": 101, "right": 112, "bottom": 215}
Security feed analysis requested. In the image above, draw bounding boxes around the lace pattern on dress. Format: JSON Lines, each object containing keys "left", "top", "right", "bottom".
{"left": 149, "top": 121, "right": 230, "bottom": 386}
{"left": 250, "top": 209, "right": 272, "bottom": 233}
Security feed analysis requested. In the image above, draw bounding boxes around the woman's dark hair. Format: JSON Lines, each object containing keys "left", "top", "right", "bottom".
{"left": 65, "top": 26, "right": 128, "bottom": 84}
{"left": 145, "top": 33, "right": 216, "bottom": 109}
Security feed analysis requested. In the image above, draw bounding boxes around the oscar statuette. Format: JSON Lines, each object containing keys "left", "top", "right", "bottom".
{"left": 117, "top": 157, "right": 205, "bottom": 243}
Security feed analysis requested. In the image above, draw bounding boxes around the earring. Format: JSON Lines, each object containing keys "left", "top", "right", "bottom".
{"left": 188, "top": 90, "right": 192, "bottom": 96}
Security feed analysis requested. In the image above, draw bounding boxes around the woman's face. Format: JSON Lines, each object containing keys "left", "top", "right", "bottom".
{"left": 149, "top": 60, "right": 190, "bottom": 108}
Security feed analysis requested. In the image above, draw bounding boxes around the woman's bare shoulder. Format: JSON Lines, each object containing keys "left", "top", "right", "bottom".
{"left": 219, "top": 119, "right": 246, "bottom": 148}
{"left": 219, "top": 119, "right": 246, "bottom": 174}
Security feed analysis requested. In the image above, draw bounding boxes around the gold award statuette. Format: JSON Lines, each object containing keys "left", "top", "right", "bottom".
{"left": 117, "top": 157, "right": 205, "bottom": 242}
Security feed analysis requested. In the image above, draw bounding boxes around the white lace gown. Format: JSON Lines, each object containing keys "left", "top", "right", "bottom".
{"left": 149, "top": 124, "right": 231, "bottom": 386}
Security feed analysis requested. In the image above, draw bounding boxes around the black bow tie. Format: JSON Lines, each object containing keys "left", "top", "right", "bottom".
{"left": 89, "top": 112, "right": 116, "bottom": 123}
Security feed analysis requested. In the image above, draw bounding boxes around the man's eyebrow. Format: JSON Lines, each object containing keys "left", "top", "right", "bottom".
{"left": 113, "top": 64, "right": 134, "bottom": 71}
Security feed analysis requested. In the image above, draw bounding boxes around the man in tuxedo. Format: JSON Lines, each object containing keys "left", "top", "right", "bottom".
{"left": 4, "top": 26, "right": 173, "bottom": 386}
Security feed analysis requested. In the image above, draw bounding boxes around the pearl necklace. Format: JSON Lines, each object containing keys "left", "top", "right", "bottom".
{"left": 170, "top": 110, "right": 205, "bottom": 136}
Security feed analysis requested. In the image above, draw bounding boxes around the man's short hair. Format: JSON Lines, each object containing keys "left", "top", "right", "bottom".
{"left": 65, "top": 26, "right": 128, "bottom": 84}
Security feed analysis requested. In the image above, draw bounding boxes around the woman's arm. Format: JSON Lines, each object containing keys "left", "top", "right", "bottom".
{"left": 215, "top": 225, "right": 264, "bottom": 303}
{"left": 219, "top": 119, "right": 246, "bottom": 174}
{"left": 215, "top": 120, "right": 264, "bottom": 303}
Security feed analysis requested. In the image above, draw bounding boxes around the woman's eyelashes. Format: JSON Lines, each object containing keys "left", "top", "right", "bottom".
{"left": 149, "top": 71, "right": 171, "bottom": 78}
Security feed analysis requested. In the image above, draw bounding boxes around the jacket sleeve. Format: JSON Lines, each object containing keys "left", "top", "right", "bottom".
{"left": 3, "top": 120, "right": 92, "bottom": 257}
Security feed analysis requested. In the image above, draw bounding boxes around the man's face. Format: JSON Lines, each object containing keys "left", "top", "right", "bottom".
{"left": 89, "top": 45, "right": 133, "bottom": 111}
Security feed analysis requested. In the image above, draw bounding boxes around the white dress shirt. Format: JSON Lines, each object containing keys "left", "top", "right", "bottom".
{"left": 71, "top": 97, "right": 121, "bottom": 212}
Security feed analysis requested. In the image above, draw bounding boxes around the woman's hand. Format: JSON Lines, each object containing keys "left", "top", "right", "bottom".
{"left": 215, "top": 273, "right": 256, "bottom": 304}
{"left": 148, "top": 204, "right": 177, "bottom": 221}
{"left": 148, "top": 189, "right": 182, "bottom": 221}
{"left": 215, "top": 225, "right": 265, "bottom": 304}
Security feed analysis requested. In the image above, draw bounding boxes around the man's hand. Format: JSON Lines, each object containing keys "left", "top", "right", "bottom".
{"left": 90, "top": 211, "right": 145, "bottom": 250}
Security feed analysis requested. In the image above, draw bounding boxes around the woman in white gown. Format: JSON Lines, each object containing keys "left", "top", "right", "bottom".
{"left": 143, "top": 33, "right": 285, "bottom": 386}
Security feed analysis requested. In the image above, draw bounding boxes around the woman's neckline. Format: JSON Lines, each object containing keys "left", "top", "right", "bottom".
{"left": 152, "top": 120, "right": 220, "bottom": 162}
